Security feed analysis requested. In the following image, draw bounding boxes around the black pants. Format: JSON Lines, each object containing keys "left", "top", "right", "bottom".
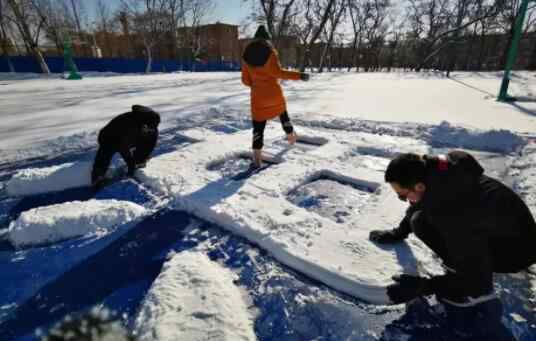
{"left": 252, "top": 111, "right": 294, "bottom": 150}
{"left": 92, "top": 134, "right": 157, "bottom": 182}
{"left": 410, "top": 211, "right": 517, "bottom": 340}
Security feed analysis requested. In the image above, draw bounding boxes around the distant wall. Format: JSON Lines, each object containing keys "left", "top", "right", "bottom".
{"left": 0, "top": 56, "right": 241, "bottom": 74}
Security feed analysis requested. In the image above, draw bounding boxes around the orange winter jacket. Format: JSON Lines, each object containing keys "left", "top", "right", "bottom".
{"left": 241, "top": 40, "right": 301, "bottom": 122}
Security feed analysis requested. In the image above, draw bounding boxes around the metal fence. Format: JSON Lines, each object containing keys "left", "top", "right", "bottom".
{"left": 0, "top": 56, "right": 241, "bottom": 74}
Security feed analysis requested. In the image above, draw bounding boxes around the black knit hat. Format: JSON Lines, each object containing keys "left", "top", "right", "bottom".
{"left": 254, "top": 25, "right": 271, "bottom": 40}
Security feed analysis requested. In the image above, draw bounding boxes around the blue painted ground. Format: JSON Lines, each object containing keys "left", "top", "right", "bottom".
{"left": 0, "top": 129, "right": 535, "bottom": 341}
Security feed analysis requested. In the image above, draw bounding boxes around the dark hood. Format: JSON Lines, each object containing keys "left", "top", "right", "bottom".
{"left": 132, "top": 105, "right": 161, "bottom": 127}
{"left": 243, "top": 40, "right": 272, "bottom": 67}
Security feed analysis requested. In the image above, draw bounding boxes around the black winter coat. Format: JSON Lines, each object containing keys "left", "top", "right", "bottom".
{"left": 394, "top": 151, "right": 536, "bottom": 301}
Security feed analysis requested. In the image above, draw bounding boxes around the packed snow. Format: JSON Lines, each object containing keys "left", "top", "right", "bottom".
{"left": 134, "top": 250, "right": 257, "bottom": 341}
{"left": 7, "top": 199, "right": 147, "bottom": 248}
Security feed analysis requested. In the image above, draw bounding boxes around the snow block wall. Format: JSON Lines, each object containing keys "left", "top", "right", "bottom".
{"left": 8, "top": 199, "right": 147, "bottom": 248}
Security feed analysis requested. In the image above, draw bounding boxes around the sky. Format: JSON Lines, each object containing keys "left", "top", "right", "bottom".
{"left": 87, "top": 0, "right": 251, "bottom": 26}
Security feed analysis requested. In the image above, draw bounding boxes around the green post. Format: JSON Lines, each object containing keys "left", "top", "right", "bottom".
{"left": 498, "top": 0, "right": 533, "bottom": 102}
{"left": 63, "top": 37, "right": 82, "bottom": 80}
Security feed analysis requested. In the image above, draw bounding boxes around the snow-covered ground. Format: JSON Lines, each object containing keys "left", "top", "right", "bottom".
{"left": 1, "top": 71, "right": 535, "bottom": 341}
{"left": 1, "top": 71, "right": 535, "bottom": 162}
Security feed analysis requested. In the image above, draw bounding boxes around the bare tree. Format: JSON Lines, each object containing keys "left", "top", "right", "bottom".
{"left": 94, "top": 0, "right": 115, "bottom": 57}
{"left": 165, "top": 0, "right": 186, "bottom": 59}
{"left": 347, "top": 0, "right": 365, "bottom": 71}
{"left": 0, "top": 0, "right": 15, "bottom": 72}
{"left": 174, "top": 0, "right": 215, "bottom": 61}
{"left": 414, "top": 0, "right": 505, "bottom": 71}
{"left": 292, "top": 0, "right": 337, "bottom": 71}
{"left": 497, "top": 0, "right": 536, "bottom": 68}
{"left": 318, "top": 0, "right": 346, "bottom": 72}
{"left": 254, "top": 0, "right": 298, "bottom": 48}
{"left": 5, "top": 0, "right": 49, "bottom": 73}
{"left": 30, "top": 0, "right": 78, "bottom": 53}
{"left": 121, "top": 0, "right": 168, "bottom": 73}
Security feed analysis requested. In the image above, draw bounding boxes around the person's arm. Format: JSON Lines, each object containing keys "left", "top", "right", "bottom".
{"left": 267, "top": 51, "right": 301, "bottom": 81}
{"left": 133, "top": 128, "right": 158, "bottom": 165}
{"left": 370, "top": 205, "right": 417, "bottom": 243}
{"left": 241, "top": 63, "right": 252, "bottom": 87}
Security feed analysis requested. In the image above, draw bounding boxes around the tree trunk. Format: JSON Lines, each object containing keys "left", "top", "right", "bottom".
{"left": 299, "top": 45, "right": 310, "bottom": 72}
{"left": 0, "top": 23, "right": 14, "bottom": 72}
{"left": 348, "top": 35, "right": 357, "bottom": 72}
{"left": 33, "top": 47, "right": 49, "bottom": 73}
{"left": 145, "top": 45, "right": 153, "bottom": 73}
{"left": 300, "top": 0, "right": 336, "bottom": 72}
{"left": 476, "top": 27, "right": 487, "bottom": 70}
{"left": 318, "top": 43, "right": 329, "bottom": 73}
{"left": 6, "top": 0, "right": 50, "bottom": 73}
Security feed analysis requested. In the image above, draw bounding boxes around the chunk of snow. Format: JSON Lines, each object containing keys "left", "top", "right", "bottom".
{"left": 134, "top": 251, "right": 256, "bottom": 341}
{"left": 6, "top": 162, "right": 93, "bottom": 196}
{"left": 7, "top": 199, "right": 147, "bottom": 248}
{"left": 428, "top": 121, "right": 526, "bottom": 154}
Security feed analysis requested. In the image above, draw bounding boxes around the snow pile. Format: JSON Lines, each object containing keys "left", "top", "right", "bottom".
{"left": 428, "top": 121, "right": 526, "bottom": 153}
{"left": 135, "top": 251, "right": 256, "bottom": 341}
{"left": 7, "top": 199, "right": 147, "bottom": 248}
{"left": 6, "top": 161, "right": 93, "bottom": 196}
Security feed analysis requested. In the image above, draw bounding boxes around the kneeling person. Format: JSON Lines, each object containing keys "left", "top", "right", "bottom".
{"left": 370, "top": 151, "right": 536, "bottom": 340}
{"left": 92, "top": 105, "right": 160, "bottom": 187}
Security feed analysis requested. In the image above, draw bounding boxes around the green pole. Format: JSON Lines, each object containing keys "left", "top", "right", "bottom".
{"left": 498, "top": 0, "right": 532, "bottom": 102}
{"left": 63, "top": 36, "right": 82, "bottom": 80}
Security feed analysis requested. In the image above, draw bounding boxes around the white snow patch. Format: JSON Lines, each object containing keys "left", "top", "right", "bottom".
{"left": 6, "top": 162, "right": 93, "bottom": 196}
{"left": 134, "top": 251, "right": 256, "bottom": 341}
{"left": 7, "top": 199, "right": 147, "bottom": 248}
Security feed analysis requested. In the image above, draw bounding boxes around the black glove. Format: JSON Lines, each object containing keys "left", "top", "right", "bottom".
{"left": 300, "top": 73, "right": 310, "bottom": 81}
{"left": 387, "top": 274, "right": 434, "bottom": 304}
{"left": 369, "top": 229, "right": 406, "bottom": 244}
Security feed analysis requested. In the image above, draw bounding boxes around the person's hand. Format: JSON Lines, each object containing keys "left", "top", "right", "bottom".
{"left": 369, "top": 229, "right": 406, "bottom": 244}
{"left": 300, "top": 73, "right": 310, "bottom": 81}
{"left": 387, "top": 274, "right": 433, "bottom": 304}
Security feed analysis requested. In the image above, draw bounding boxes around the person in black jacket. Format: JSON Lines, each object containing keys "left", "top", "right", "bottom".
{"left": 91, "top": 105, "right": 160, "bottom": 187}
{"left": 370, "top": 151, "right": 536, "bottom": 340}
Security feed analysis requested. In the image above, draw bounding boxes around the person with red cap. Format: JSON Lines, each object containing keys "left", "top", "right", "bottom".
{"left": 241, "top": 25, "right": 310, "bottom": 168}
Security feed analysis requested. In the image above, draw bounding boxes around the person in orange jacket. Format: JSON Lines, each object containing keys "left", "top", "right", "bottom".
{"left": 241, "top": 25, "right": 310, "bottom": 168}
